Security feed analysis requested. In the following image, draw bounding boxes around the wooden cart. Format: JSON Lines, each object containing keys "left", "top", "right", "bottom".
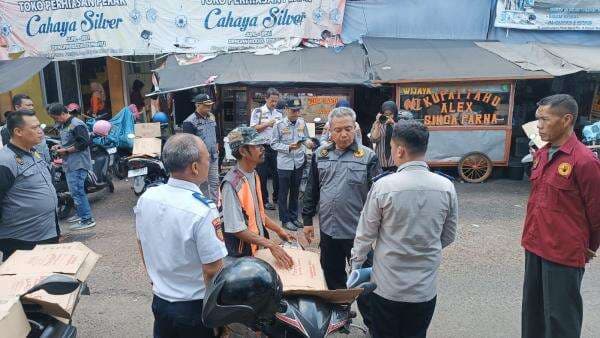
{"left": 395, "top": 81, "right": 516, "bottom": 183}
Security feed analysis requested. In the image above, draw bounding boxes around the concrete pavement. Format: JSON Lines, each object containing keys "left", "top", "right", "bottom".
{"left": 65, "top": 178, "right": 600, "bottom": 337}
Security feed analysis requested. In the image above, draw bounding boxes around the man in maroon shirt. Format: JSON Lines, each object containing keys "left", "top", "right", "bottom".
{"left": 522, "top": 94, "right": 600, "bottom": 338}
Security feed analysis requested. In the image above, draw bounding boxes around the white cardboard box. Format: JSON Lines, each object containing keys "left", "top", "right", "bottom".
{"left": 0, "top": 297, "right": 30, "bottom": 338}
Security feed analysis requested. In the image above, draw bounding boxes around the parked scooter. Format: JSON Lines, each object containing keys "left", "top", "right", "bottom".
{"left": 126, "top": 133, "right": 169, "bottom": 196}
{"left": 127, "top": 114, "right": 171, "bottom": 196}
{"left": 21, "top": 274, "right": 88, "bottom": 338}
{"left": 127, "top": 156, "right": 168, "bottom": 196}
{"left": 202, "top": 255, "right": 375, "bottom": 338}
{"left": 582, "top": 120, "right": 600, "bottom": 158}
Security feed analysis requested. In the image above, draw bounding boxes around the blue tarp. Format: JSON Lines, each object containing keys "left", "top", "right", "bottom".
{"left": 341, "top": 0, "right": 491, "bottom": 43}
{"left": 341, "top": 0, "right": 600, "bottom": 46}
{"left": 89, "top": 106, "right": 136, "bottom": 149}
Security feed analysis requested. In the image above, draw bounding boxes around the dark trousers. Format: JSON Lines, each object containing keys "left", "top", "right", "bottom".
{"left": 319, "top": 230, "right": 353, "bottom": 290}
{"left": 152, "top": 295, "right": 215, "bottom": 338}
{"left": 256, "top": 146, "right": 278, "bottom": 204}
{"left": 370, "top": 293, "right": 436, "bottom": 338}
{"left": 318, "top": 231, "right": 373, "bottom": 329}
{"left": 522, "top": 251, "right": 584, "bottom": 338}
{"left": 0, "top": 236, "right": 59, "bottom": 261}
{"left": 277, "top": 166, "right": 302, "bottom": 223}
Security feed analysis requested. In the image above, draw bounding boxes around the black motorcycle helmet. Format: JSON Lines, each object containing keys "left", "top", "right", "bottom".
{"left": 202, "top": 257, "right": 284, "bottom": 329}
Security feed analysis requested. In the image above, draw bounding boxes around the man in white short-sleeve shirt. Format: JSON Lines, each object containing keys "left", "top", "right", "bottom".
{"left": 135, "top": 134, "right": 227, "bottom": 338}
{"left": 249, "top": 87, "right": 283, "bottom": 210}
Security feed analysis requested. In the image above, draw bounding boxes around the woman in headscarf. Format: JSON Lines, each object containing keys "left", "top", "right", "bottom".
{"left": 89, "top": 82, "right": 106, "bottom": 119}
{"left": 369, "top": 100, "right": 398, "bottom": 172}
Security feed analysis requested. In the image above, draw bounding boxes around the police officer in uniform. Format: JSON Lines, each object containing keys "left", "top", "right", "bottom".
{"left": 0, "top": 110, "right": 58, "bottom": 260}
{"left": 271, "top": 97, "right": 314, "bottom": 231}
{"left": 302, "top": 107, "right": 380, "bottom": 329}
{"left": 134, "top": 134, "right": 227, "bottom": 338}
{"left": 183, "top": 94, "right": 220, "bottom": 200}
{"left": 352, "top": 121, "right": 457, "bottom": 338}
{"left": 221, "top": 126, "right": 294, "bottom": 269}
{"left": 1, "top": 94, "right": 51, "bottom": 164}
{"left": 249, "top": 88, "right": 283, "bottom": 210}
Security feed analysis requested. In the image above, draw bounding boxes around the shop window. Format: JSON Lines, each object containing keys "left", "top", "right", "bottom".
{"left": 222, "top": 87, "right": 248, "bottom": 136}
{"left": 42, "top": 63, "right": 59, "bottom": 105}
{"left": 58, "top": 61, "right": 80, "bottom": 106}
{"left": 78, "top": 58, "right": 111, "bottom": 119}
{"left": 41, "top": 61, "right": 82, "bottom": 107}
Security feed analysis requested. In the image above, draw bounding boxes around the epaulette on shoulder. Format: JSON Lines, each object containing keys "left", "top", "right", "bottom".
{"left": 373, "top": 171, "right": 393, "bottom": 182}
{"left": 192, "top": 192, "right": 216, "bottom": 208}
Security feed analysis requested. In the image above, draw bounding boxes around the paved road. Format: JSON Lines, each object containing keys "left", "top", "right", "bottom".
{"left": 65, "top": 178, "right": 600, "bottom": 337}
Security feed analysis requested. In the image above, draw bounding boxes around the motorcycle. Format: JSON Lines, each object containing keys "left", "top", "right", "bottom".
{"left": 204, "top": 247, "right": 374, "bottom": 338}
{"left": 582, "top": 121, "right": 600, "bottom": 158}
{"left": 126, "top": 124, "right": 170, "bottom": 196}
{"left": 47, "top": 137, "right": 115, "bottom": 219}
{"left": 21, "top": 274, "right": 88, "bottom": 338}
{"left": 127, "top": 155, "right": 169, "bottom": 196}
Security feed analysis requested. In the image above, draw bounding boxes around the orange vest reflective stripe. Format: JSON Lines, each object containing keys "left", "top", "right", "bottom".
{"left": 236, "top": 173, "right": 267, "bottom": 255}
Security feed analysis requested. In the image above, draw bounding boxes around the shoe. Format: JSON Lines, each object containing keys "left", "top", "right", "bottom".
{"left": 282, "top": 222, "right": 298, "bottom": 231}
{"left": 66, "top": 216, "right": 81, "bottom": 223}
{"left": 264, "top": 203, "right": 276, "bottom": 210}
{"left": 69, "top": 219, "right": 96, "bottom": 231}
{"left": 291, "top": 219, "right": 303, "bottom": 228}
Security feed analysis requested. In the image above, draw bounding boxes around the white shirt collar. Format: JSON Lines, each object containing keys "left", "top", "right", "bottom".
{"left": 167, "top": 177, "right": 201, "bottom": 193}
{"left": 397, "top": 161, "right": 429, "bottom": 172}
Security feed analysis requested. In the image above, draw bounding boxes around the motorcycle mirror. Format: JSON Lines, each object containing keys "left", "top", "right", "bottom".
{"left": 127, "top": 133, "right": 136, "bottom": 139}
{"left": 40, "top": 124, "right": 47, "bottom": 130}
{"left": 23, "top": 274, "right": 80, "bottom": 296}
{"left": 367, "top": 133, "right": 371, "bottom": 139}
{"left": 357, "top": 282, "right": 377, "bottom": 295}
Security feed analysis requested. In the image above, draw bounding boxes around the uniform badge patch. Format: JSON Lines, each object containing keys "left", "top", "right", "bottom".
{"left": 558, "top": 162, "right": 572, "bottom": 177}
{"left": 320, "top": 148, "right": 329, "bottom": 157}
{"left": 212, "top": 217, "right": 224, "bottom": 241}
{"left": 15, "top": 156, "right": 24, "bottom": 165}
{"left": 33, "top": 151, "right": 41, "bottom": 159}
{"left": 354, "top": 148, "right": 365, "bottom": 158}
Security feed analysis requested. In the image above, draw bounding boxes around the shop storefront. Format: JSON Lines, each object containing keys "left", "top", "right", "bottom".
{"left": 154, "top": 43, "right": 372, "bottom": 139}
{"left": 0, "top": 56, "right": 127, "bottom": 124}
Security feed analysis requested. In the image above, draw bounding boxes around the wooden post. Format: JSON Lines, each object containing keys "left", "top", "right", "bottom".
{"left": 106, "top": 57, "right": 125, "bottom": 116}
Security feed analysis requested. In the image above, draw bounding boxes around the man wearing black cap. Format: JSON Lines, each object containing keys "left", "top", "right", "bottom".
{"left": 183, "top": 94, "right": 220, "bottom": 200}
{"left": 271, "top": 97, "right": 314, "bottom": 231}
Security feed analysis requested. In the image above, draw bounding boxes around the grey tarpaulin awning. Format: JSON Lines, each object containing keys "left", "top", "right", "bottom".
{"left": 476, "top": 42, "right": 600, "bottom": 77}
{"left": 0, "top": 57, "right": 52, "bottom": 93}
{"left": 363, "top": 37, "right": 552, "bottom": 83}
{"left": 155, "top": 43, "right": 370, "bottom": 93}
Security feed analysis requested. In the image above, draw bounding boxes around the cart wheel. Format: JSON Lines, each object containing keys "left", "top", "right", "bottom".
{"left": 458, "top": 152, "right": 493, "bottom": 183}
